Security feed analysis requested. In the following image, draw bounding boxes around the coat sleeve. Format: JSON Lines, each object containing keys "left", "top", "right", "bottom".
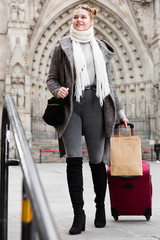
{"left": 106, "top": 61, "right": 126, "bottom": 120}
{"left": 46, "top": 45, "right": 62, "bottom": 98}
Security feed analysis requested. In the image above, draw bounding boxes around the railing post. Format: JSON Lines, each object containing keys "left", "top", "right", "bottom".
{"left": 21, "top": 180, "right": 36, "bottom": 240}
{"left": 151, "top": 148, "right": 153, "bottom": 161}
{"left": 40, "top": 149, "right": 42, "bottom": 163}
{"left": 0, "top": 108, "right": 10, "bottom": 240}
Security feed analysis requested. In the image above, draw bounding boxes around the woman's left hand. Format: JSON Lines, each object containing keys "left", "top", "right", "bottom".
{"left": 120, "top": 117, "right": 129, "bottom": 128}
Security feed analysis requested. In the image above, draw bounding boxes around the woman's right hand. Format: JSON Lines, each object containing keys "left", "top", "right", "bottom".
{"left": 57, "top": 87, "right": 69, "bottom": 99}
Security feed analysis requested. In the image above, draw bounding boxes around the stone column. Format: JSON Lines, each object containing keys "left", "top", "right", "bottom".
{"left": 152, "top": 0, "right": 160, "bottom": 134}
{"left": 0, "top": 1, "right": 8, "bottom": 123}
{"left": 5, "top": 1, "right": 32, "bottom": 147}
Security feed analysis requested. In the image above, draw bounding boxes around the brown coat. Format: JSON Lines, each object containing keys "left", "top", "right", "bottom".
{"left": 47, "top": 36, "right": 125, "bottom": 164}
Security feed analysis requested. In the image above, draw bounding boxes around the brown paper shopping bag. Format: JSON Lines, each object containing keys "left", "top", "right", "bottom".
{"left": 110, "top": 124, "right": 142, "bottom": 176}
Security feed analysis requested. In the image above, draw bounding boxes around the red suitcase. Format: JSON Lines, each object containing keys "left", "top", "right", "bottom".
{"left": 108, "top": 160, "right": 152, "bottom": 221}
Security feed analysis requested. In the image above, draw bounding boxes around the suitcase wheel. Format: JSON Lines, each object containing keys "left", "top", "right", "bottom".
{"left": 111, "top": 208, "right": 119, "bottom": 221}
{"left": 145, "top": 207, "right": 151, "bottom": 221}
{"left": 145, "top": 215, "right": 150, "bottom": 221}
{"left": 113, "top": 215, "right": 118, "bottom": 221}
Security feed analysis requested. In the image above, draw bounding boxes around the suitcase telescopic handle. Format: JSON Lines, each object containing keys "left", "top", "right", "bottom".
{"left": 115, "top": 122, "right": 134, "bottom": 136}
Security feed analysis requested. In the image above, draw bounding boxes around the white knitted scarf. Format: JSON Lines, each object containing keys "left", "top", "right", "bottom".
{"left": 70, "top": 24, "right": 110, "bottom": 106}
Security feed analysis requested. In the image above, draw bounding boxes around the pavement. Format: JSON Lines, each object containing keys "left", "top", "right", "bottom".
{"left": 8, "top": 161, "right": 160, "bottom": 240}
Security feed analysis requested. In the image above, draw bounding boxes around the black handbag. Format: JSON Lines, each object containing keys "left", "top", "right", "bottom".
{"left": 42, "top": 97, "right": 65, "bottom": 127}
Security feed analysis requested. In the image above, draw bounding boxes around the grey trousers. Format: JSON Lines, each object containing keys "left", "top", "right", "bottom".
{"left": 62, "top": 88, "right": 105, "bottom": 164}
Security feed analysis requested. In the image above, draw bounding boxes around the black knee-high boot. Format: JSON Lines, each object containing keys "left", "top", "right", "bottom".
{"left": 89, "top": 161, "right": 107, "bottom": 228}
{"left": 66, "top": 157, "right": 86, "bottom": 235}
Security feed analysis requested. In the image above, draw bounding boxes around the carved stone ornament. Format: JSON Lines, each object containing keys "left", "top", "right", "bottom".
{"left": 130, "top": 98, "right": 136, "bottom": 117}
{"left": 139, "top": 95, "right": 146, "bottom": 116}
{"left": 18, "top": 88, "right": 25, "bottom": 108}
{"left": 130, "top": 84, "right": 135, "bottom": 92}
{"left": 120, "top": 85, "right": 126, "bottom": 93}
{"left": 11, "top": 3, "right": 18, "bottom": 22}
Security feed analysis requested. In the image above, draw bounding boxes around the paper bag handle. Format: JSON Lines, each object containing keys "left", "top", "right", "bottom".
{"left": 115, "top": 122, "right": 134, "bottom": 136}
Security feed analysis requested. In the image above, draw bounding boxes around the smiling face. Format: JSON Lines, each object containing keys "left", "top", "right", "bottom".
{"left": 72, "top": 8, "right": 94, "bottom": 31}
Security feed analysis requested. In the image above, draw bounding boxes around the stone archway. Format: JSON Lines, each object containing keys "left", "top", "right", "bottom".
{"left": 29, "top": 0, "right": 154, "bottom": 138}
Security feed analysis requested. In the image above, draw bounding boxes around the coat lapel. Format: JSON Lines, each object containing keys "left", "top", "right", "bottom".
{"left": 59, "top": 36, "right": 74, "bottom": 74}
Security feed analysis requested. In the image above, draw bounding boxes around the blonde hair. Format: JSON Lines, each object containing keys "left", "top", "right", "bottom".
{"left": 75, "top": 4, "right": 98, "bottom": 19}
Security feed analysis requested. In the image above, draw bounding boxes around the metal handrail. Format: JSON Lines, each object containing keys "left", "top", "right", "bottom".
{"left": 0, "top": 96, "right": 60, "bottom": 240}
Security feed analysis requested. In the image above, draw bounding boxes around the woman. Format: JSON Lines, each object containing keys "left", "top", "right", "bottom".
{"left": 47, "top": 4, "right": 128, "bottom": 235}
